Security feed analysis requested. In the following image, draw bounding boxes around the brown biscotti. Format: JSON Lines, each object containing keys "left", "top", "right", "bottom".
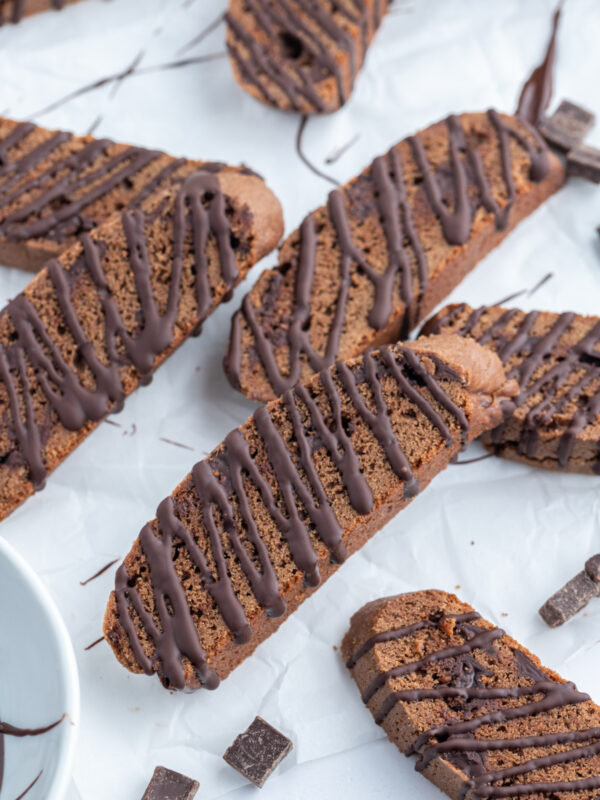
{"left": 0, "top": 167, "right": 283, "bottom": 521}
{"left": 103, "top": 334, "right": 517, "bottom": 691}
{"left": 224, "top": 111, "right": 565, "bottom": 403}
{"left": 423, "top": 304, "right": 600, "bottom": 474}
{"left": 0, "top": 0, "right": 80, "bottom": 25}
{"left": 342, "top": 590, "right": 600, "bottom": 800}
{"left": 0, "top": 117, "right": 267, "bottom": 272}
{"left": 225, "top": 0, "right": 389, "bottom": 114}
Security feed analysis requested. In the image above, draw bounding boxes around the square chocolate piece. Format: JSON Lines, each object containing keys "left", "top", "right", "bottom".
{"left": 567, "top": 144, "right": 600, "bottom": 184}
{"left": 223, "top": 716, "right": 293, "bottom": 787}
{"left": 540, "top": 100, "right": 595, "bottom": 151}
{"left": 141, "top": 766, "right": 199, "bottom": 800}
{"left": 539, "top": 570, "right": 600, "bottom": 628}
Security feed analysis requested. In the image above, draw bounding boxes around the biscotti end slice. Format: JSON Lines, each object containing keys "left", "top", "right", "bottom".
{"left": 0, "top": 166, "right": 283, "bottom": 521}
{"left": 343, "top": 590, "right": 600, "bottom": 800}
{"left": 225, "top": 111, "right": 565, "bottom": 403}
{"left": 0, "top": 0, "right": 80, "bottom": 25}
{"left": 103, "top": 334, "right": 517, "bottom": 692}
{"left": 0, "top": 117, "right": 282, "bottom": 272}
{"left": 225, "top": 0, "right": 389, "bottom": 114}
{"left": 423, "top": 303, "right": 600, "bottom": 474}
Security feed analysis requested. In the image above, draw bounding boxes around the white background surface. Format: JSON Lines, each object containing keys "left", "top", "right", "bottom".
{"left": 1, "top": 0, "right": 600, "bottom": 797}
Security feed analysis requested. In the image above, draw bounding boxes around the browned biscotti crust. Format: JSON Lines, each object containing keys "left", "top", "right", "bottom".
{"left": 103, "top": 334, "right": 517, "bottom": 691}
{"left": 224, "top": 111, "right": 565, "bottom": 403}
{"left": 423, "top": 303, "right": 600, "bottom": 474}
{"left": 0, "top": 167, "right": 283, "bottom": 521}
{"left": 342, "top": 590, "right": 600, "bottom": 800}
{"left": 0, "top": 0, "right": 80, "bottom": 24}
{"left": 225, "top": 0, "right": 389, "bottom": 114}
{"left": 0, "top": 117, "right": 272, "bottom": 272}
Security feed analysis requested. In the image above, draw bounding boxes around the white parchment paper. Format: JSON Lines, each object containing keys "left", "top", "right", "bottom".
{"left": 1, "top": 1, "right": 600, "bottom": 797}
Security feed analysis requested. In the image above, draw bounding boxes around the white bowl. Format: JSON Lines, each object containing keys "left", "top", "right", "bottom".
{"left": 0, "top": 537, "right": 79, "bottom": 800}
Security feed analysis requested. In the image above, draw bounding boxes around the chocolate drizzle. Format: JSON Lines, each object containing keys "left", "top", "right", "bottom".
{"left": 225, "top": 0, "right": 380, "bottom": 112}
{"left": 347, "top": 603, "right": 600, "bottom": 799}
{"left": 430, "top": 305, "right": 600, "bottom": 471}
{"left": 226, "top": 111, "right": 550, "bottom": 398}
{"left": 0, "top": 714, "right": 64, "bottom": 797}
{"left": 114, "top": 344, "right": 470, "bottom": 690}
{"left": 516, "top": 5, "right": 562, "bottom": 125}
{"left": 0, "top": 170, "right": 238, "bottom": 489}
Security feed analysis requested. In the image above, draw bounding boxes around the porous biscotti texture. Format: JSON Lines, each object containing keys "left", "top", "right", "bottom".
{"left": 225, "top": 0, "right": 389, "bottom": 114}
{"left": 423, "top": 304, "right": 600, "bottom": 474}
{"left": 103, "top": 334, "right": 517, "bottom": 692}
{"left": 0, "top": 0, "right": 80, "bottom": 25}
{"left": 342, "top": 590, "right": 600, "bottom": 800}
{"left": 0, "top": 167, "right": 283, "bottom": 520}
{"left": 224, "top": 111, "right": 565, "bottom": 402}
{"left": 0, "top": 117, "right": 264, "bottom": 271}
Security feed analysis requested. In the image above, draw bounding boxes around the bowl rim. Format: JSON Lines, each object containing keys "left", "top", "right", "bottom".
{"left": 0, "top": 536, "right": 80, "bottom": 800}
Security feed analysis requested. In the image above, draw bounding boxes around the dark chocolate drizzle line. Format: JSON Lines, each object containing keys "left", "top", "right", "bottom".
{"left": 115, "top": 345, "right": 469, "bottom": 690}
{"left": 14, "top": 770, "right": 43, "bottom": 800}
{"left": 226, "top": 0, "right": 374, "bottom": 112}
{"left": 0, "top": 170, "right": 237, "bottom": 487}
{"left": 516, "top": 4, "right": 562, "bottom": 125}
{"left": 435, "top": 306, "right": 600, "bottom": 470}
{"left": 351, "top": 609, "right": 599, "bottom": 798}
{"left": 227, "top": 111, "right": 549, "bottom": 397}
{"left": 80, "top": 558, "right": 119, "bottom": 586}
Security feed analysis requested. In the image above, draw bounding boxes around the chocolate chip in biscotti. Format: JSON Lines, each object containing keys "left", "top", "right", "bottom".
{"left": 225, "top": 0, "right": 390, "bottom": 114}
{"left": 539, "top": 100, "right": 596, "bottom": 151}
{"left": 224, "top": 110, "right": 564, "bottom": 403}
{"left": 0, "top": 168, "right": 282, "bottom": 522}
{"left": 141, "top": 766, "right": 199, "bottom": 800}
{"left": 103, "top": 334, "right": 517, "bottom": 692}
{"left": 223, "top": 717, "right": 293, "bottom": 788}
{"left": 0, "top": 116, "right": 279, "bottom": 272}
{"left": 342, "top": 589, "right": 600, "bottom": 800}
{"left": 423, "top": 303, "right": 600, "bottom": 474}
{"left": 567, "top": 143, "right": 600, "bottom": 183}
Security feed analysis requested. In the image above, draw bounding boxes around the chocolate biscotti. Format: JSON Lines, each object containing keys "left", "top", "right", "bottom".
{"left": 224, "top": 111, "right": 565, "bottom": 402}
{"left": 0, "top": 117, "right": 264, "bottom": 272}
{"left": 0, "top": 167, "right": 282, "bottom": 520}
{"left": 342, "top": 590, "right": 600, "bottom": 800}
{"left": 225, "top": 0, "right": 389, "bottom": 114}
{"left": 103, "top": 334, "right": 517, "bottom": 691}
{"left": 424, "top": 304, "right": 600, "bottom": 474}
{"left": 0, "top": 0, "right": 79, "bottom": 25}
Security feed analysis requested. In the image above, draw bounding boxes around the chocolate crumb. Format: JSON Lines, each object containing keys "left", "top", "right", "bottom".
{"left": 223, "top": 716, "right": 292, "bottom": 788}
{"left": 540, "top": 100, "right": 595, "bottom": 151}
{"left": 141, "top": 766, "right": 198, "bottom": 800}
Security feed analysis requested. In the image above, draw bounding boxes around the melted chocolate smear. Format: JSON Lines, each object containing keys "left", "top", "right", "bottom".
{"left": 226, "top": 110, "right": 549, "bottom": 397}
{"left": 80, "top": 558, "right": 119, "bottom": 586}
{"left": 325, "top": 133, "right": 360, "bottom": 165}
{"left": 0, "top": 170, "right": 237, "bottom": 488}
{"left": 159, "top": 437, "right": 194, "bottom": 452}
{"left": 516, "top": 3, "right": 562, "bottom": 125}
{"left": 296, "top": 115, "right": 340, "bottom": 186}
{"left": 14, "top": 770, "right": 42, "bottom": 800}
{"left": 350, "top": 610, "right": 599, "bottom": 798}
{"left": 115, "top": 345, "right": 469, "bottom": 690}
{"left": 452, "top": 452, "right": 494, "bottom": 466}
{"left": 225, "top": 0, "right": 373, "bottom": 113}
{"left": 84, "top": 636, "right": 105, "bottom": 651}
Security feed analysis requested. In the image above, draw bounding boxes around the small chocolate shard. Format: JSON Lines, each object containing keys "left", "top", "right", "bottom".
{"left": 540, "top": 100, "right": 595, "bottom": 150}
{"left": 141, "top": 766, "right": 199, "bottom": 800}
{"left": 223, "top": 716, "right": 293, "bottom": 788}
{"left": 585, "top": 553, "right": 600, "bottom": 583}
{"left": 567, "top": 143, "right": 600, "bottom": 183}
{"left": 539, "top": 568, "right": 600, "bottom": 628}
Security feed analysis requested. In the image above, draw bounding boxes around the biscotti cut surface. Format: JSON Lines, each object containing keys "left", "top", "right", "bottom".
{"left": 424, "top": 303, "right": 600, "bottom": 474}
{"left": 225, "top": 0, "right": 389, "bottom": 114}
{"left": 224, "top": 111, "right": 565, "bottom": 402}
{"left": 0, "top": 0, "right": 79, "bottom": 24}
{"left": 0, "top": 117, "right": 266, "bottom": 271}
{"left": 0, "top": 166, "right": 283, "bottom": 521}
{"left": 342, "top": 590, "right": 600, "bottom": 800}
{"left": 103, "top": 334, "right": 517, "bottom": 691}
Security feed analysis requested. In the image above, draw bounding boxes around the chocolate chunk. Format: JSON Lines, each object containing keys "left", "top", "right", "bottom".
{"left": 539, "top": 100, "right": 595, "bottom": 150}
{"left": 141, "top": 766, "right": 198, "bottom": 800}
{"left": 223, "top": 717, "right": 293, "bottom": 787}
{"left": 585, "top": 553, "right": 600, "bottom": 583}
{"left": 539, "top": 569, "right": 600, "bottom": 628}
{"left": 567, "top": 143, "right": 600, "bottom": 183}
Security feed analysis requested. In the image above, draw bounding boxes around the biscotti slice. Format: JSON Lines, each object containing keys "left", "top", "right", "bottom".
{"left": 103, "top": 334, "right": 517, "bottom": 691}
{"left": 423, "top": 303, "right": 600, "bottom": 474}
{"left": 225, "top": 0, "right": 389, "bottom": 114}
{"left": 0, "top": 0, "right": 80, "bottom": 25}
{"left": 0, "top": 167, "right": 282, "bottom": 520}
{"left": 342, "top": 590, "right": 600, "bottom": 800}
{"left": 224, "top": 111, "right": 565, "bottom": 402}
{"left": 0, "top": 117, "right": 268, "bottom": 272}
